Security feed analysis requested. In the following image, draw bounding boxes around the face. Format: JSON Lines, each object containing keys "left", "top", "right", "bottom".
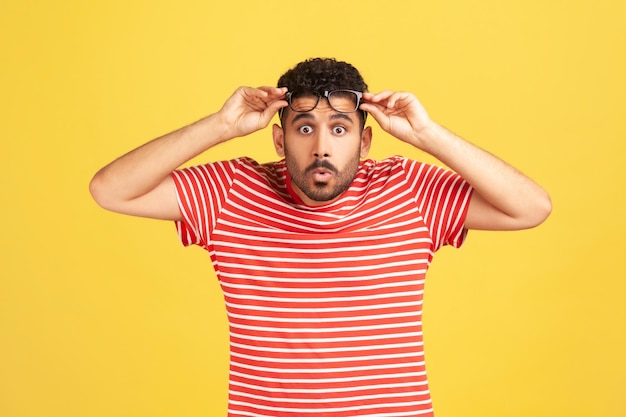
{"left": 273, "top": 97, "right": 372, "bottom": 206}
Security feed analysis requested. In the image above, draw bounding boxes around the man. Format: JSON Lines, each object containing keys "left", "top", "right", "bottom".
{"left": 90, "top": 58, "right": 551, "bottom": 416}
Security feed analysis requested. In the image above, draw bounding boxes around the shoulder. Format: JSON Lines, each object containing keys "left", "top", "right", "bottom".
{"left": 235, "top": 157, "right": 286, "bottom": 182}
{"left": 359, "top": 156, "right": 413, "bottom": 178}
{"left": 193, "top": 157, "right": 275, "bottom": 177}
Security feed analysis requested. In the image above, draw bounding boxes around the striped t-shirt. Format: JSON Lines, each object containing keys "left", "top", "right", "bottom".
{"left": 172, "top": 156, "right": 473, "bottom": 417}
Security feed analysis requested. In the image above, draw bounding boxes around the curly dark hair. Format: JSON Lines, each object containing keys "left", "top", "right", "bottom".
{"left": 277, "top": 57, "right": 368, "bottom": 93}
{"left": 277, "top": 58, "right": 369, "bottom": 127}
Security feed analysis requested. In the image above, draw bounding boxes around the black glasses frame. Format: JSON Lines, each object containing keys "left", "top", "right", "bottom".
{"left": 279, "top": 89, "right": 366, "bottom": 121}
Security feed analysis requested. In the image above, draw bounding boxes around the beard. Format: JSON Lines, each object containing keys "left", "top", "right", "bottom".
{"left": 285, "top": 148, "right": 360, "bottom": 204}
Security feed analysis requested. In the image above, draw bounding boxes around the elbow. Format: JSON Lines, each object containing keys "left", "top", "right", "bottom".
{"left": 89, "top": 172, "right": 105, "bottom": 207}
{"left": 89, "top": 170, "right": 115, "bottom": 211}
{"left": 526, "top": 190, "right": 553, "bottom": 229}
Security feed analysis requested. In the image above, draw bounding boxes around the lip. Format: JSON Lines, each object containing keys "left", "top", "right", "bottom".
{"left": 312, "top": 168, "right": 332, "bottom": 182}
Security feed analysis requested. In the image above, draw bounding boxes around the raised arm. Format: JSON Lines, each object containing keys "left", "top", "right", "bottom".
{"left": 360, "top": 91, "right": 552, "bottom": 231}
{"left": 89, "top": 86, "right": 287, "bottom": 220}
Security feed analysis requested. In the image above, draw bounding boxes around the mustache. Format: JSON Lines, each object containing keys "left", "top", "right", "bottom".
{"left": 305, "top": 160, "right": 338, "bottom": 174}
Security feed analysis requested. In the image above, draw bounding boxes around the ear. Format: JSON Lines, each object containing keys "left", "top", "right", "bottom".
{"left": 359, "top": 126, "right": 373, "bottom": 158}
{"left": 272, "top": 124, "right": 285, "bottom": 157}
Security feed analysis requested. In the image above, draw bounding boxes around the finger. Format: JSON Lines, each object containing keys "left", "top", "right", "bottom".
{"left": 380, "top": 91, "right": 410, "bottom": 108}
{"left": 236, "top": 87, "right": 280, "bottom": 113}
{"left": 247, "top": 87, "right": 287, "bottom": 110}
{"left": 255, "top": 99, "right": 288, "bottom": 125}
{"left": 362, "top": 91, "right": 410, "bottom": 113}
{"left": 239, "top": 86, "right": 268, "bottom": 98}
{"left": 258, "top": 86, "right": 288, "bottom": 99}
{"left": 392, "top": 91, "right": 419, "bottom": 108}
{"left": 363, "top": 90, "right": 395, "bottom": 103}
{"left": 266, "top": 98, "right": 288, "bottom": 114}
{"left": 358, "top": 101, "right": 386, "bottom": 115}
{"left": 358, "top": 103, "right": 391, "bottom": 130}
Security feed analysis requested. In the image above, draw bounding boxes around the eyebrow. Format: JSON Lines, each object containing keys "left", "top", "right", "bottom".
{"left": 291, "top": 112, "right": 355, "bottom": 125}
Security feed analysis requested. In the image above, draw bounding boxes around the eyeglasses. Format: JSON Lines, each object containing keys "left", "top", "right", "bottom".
{"left": 279, "top": 89, "right": 365, "bottom": 120}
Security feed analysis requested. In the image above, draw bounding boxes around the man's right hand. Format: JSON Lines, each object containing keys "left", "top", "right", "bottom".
{"left": 90, "top": 86, "right": 287, "bottom": 220}
{"left": 216, "top": 86, "right": 288, "bottom": 142}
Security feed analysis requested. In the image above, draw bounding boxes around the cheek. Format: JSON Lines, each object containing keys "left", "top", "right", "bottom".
{"left": 339, "top": 139, "right": 363, "bottom": 160}
{"left": 285, "top": 136, "right": 318, "bottom": 156}
{"left": 283, "top": 142, "right": 307, "bottom": 166}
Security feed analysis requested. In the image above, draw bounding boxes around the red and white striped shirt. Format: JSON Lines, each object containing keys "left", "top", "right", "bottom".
{"left": 172, "top": 156, "right": 472, "bottom": 417}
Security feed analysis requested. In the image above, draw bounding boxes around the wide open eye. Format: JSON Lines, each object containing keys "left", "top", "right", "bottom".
{"left": 332, "top": 126, "right": 346, "bottom": 135}
{"left": 298, "top": 125, "right": 313, "bottom": 134}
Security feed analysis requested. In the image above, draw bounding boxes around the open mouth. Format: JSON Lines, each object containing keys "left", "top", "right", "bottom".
{"left": 312, "top": 168, "right": 332, "bottom": 182}
{"left": 305, "top": 160, "right": 337, "bottom": 185}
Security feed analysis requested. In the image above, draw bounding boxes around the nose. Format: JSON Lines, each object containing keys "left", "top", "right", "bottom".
{"left": 313, "top": 130, "right": 331, "bottom": 159}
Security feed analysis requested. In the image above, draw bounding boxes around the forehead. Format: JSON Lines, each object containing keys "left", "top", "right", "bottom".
{"left": 289, "top": 91, "right": 358, "bottom": 104}
{"left": 285, "top": 103, "right": 359, "bottom": 125}
{"left": 289, "top": 93, "right": 318, "bottom": 109}
{"left": 285, "top": 91, "right": 362, "bottom": 125}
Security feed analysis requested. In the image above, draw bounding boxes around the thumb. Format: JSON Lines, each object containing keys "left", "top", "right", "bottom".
{"left": 250, "top": 100, "right": 287, "bottom": 131}
{"left": 262, "top": 99, "right": 288, "bottom": 122}
{"left": 359, "top": 103, "right": 391, "bottom": 131}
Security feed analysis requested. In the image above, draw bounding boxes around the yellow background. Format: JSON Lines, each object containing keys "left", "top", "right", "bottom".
{"left": 1, "top": 0, "right": 624, "bottom": 416}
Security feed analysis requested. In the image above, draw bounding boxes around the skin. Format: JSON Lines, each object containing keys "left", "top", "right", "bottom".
{"left": 89, "top": 85, "right": 552, "bottom": 230}
{"left": 272, "top": 100, "right": 372, "bottom": 206}
{"left": 359, "top": 91, "right": 552, "bottom": 230}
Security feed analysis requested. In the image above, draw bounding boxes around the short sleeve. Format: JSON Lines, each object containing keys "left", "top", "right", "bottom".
{"left": 403, "top": 159, "right": 473, "bottom": 251}
{"left": 170, "top": 159, "right": 238, "bottom": 249}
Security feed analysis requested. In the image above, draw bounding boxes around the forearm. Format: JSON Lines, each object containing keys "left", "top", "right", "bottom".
{"left": 90, "top": 86, "right": 287, "bottom": 219}
{"left": 414, "top": 122, "right": 552, "bottom": 230}
{"left": 89, "top": 113, "right": 228, "bottom": 212}
{"left": 360, "top": 90, "right": 551, "bottom": 230}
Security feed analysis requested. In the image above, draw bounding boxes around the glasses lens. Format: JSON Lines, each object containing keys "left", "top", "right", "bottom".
{"left": 289, "top": 91, "right": 320, "bottom": 112}
{"left": 328, "top": 90, "right": 360, "bottom": 113}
